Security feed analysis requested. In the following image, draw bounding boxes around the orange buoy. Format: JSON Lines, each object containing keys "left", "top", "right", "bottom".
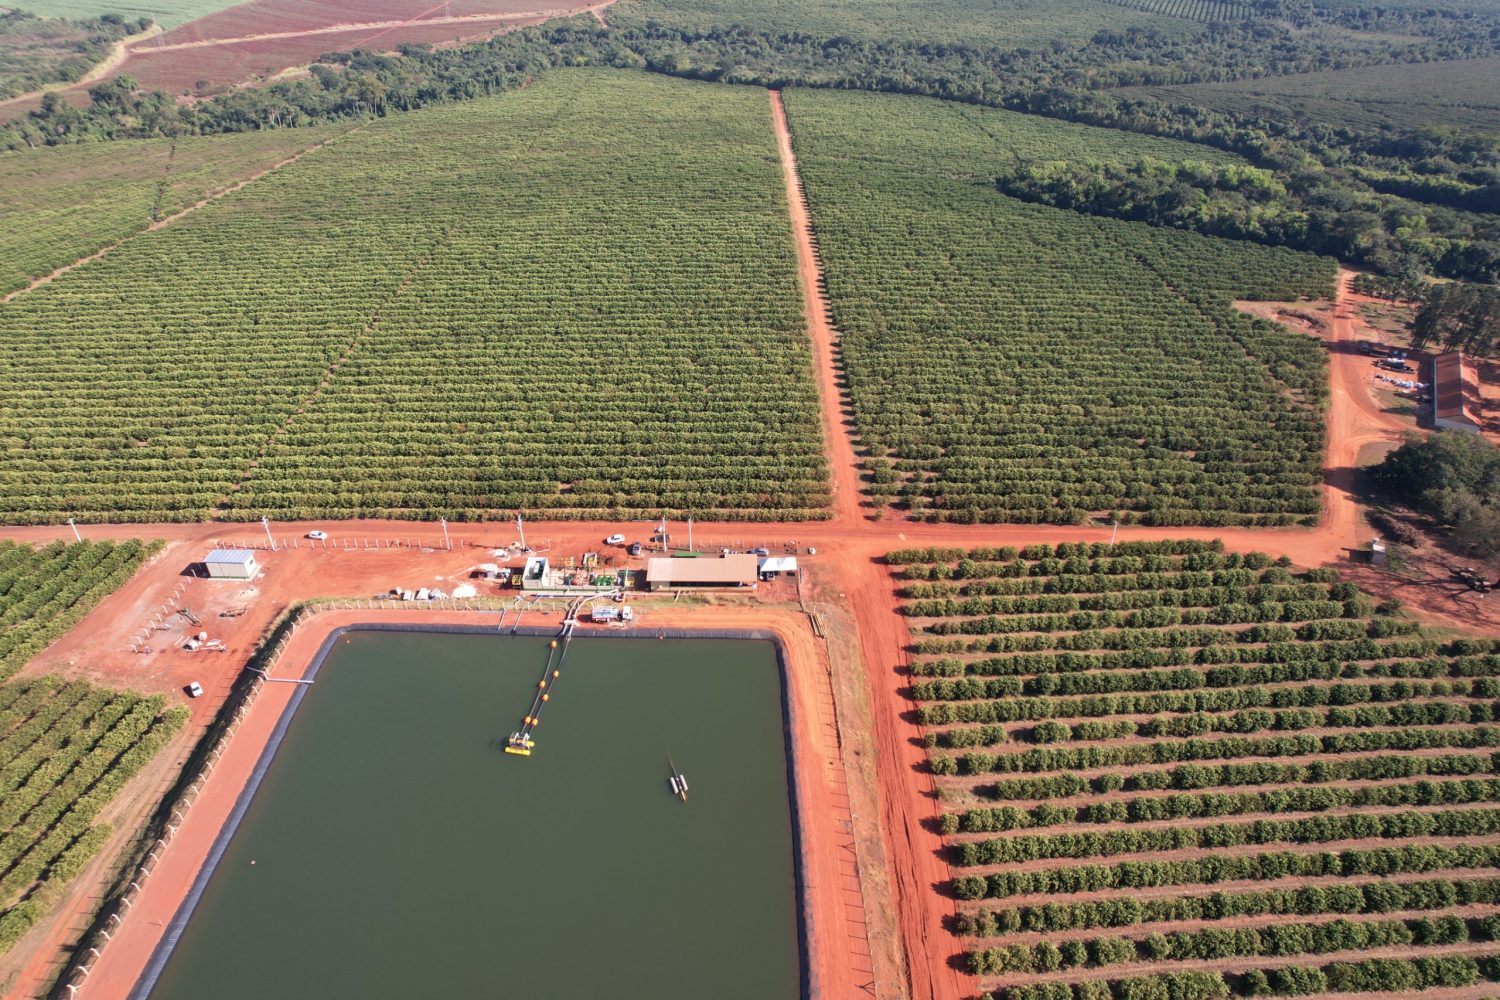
{"left": 552, "top": 669, "right": 560, "bottom": 677}
{"left": 539, "top": 680, "right": 546, "bottom": 688}
{"left": 550, "top": 640, "right": 557, "bottom": 649}
{"left": 542, "top": 694, "right": 550, "bottom": 701}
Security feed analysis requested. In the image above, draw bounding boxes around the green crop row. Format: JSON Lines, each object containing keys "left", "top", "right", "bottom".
{"left": 954, "top": 807, "right": 1500, "bottom": 867}
{"left": 981, "top": 753, "right": 1497, "bottom": 801}
{"left": 991, "top": 955, "right": 1487, "bottom": 1000}
{"left": 950, "top": 777, "right": 1500, "bottom": 833}
{"left": 969, "top": 914, "right": 1478, "bottom": 975}
{"left": 0, "top": 540, "right": 184, "bottom": 955}
{"left": 943, "top": 720, "right": 1500, "bottom": 776}
{"left": 918, "top": 677, "right": 1489, "bottom": 726}
{"left": 0, "top": 72, "right": 828, "bottom": 522}
{"left": 786, "top": 90, "right": 1333, "bottom": 524}
{"left": 960, "top": 876, "right": 1500, "bottom": 936}
{"left": 954, "top": 843, "right": 1500, "bottom": 900}
{"left": 933, "top": 704, "right": 1492, "bottom": 756}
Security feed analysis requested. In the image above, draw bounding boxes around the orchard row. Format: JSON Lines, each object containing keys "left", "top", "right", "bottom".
{"left": 889, "top": 541, "right": 1500, "bottom": 998}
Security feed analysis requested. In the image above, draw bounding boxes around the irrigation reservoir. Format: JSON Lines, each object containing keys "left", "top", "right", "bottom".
{"left": 136, "top": 630, "right": 802, "bottom": 999}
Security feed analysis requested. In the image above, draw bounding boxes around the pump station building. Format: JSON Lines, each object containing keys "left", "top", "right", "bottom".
{"left": 202, "top": 549, "right": 259, "bottom": 581}
{"left": 646, "top": 554, "right": 759, "bottom": 591}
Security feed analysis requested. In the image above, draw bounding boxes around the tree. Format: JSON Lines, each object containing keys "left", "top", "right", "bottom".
{"left": 1372, "top": 432, "right": 1500, "bottom": 555}
{"left": 1412, "top": 283, "right": 1500, "bottom": 356}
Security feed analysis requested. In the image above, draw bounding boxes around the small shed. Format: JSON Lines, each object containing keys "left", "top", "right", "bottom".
{"left": 521, "top": 556, "right": 550, "bottom": 591}
{"left": 758, "top": 556, "right": 799, "bottom": 580}
{"left": 1433, "top": 352, "right": 1483, "bottom": 433}
{"left": 646, "top": 554, "right": 758, "bottom": 592}
{"left": 203, "top": 549, "right": 258, "bottom": 581}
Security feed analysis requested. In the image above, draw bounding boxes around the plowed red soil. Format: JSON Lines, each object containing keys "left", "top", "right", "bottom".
{"left": 3, "top": 0, "right": 611, "bottom": 111}
{"left": 122, "top": 13, "right": 557, "bottom": 93}
{"left": 169, "top": 0, "right": 559, "bottom": 43}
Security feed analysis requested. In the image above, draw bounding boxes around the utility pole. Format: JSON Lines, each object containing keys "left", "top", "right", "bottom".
{"left": 262, "top": 516, "right": 277, "bottom": 552}
{"left": 1110, "top": 519, "right": 1119, "bottom": 546}
{"left": 440, "top": 517, "right": 451, "bottom": 550}
{"left": 66, "top": 518, "right": 81, "bottom": 542}
{"left": 658, "top": 516, "right": 668, "bottom": 553}
{"left": 516, "top": 513, "right": 527, "bottom": 551}
{"left": 687, "top": 516, "right": 694, "bottom": 553}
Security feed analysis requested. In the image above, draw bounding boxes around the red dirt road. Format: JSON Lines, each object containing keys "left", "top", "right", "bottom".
{"left": 1316, "top": 270, "right": 1410, "bottom": 550}
{"left": 770, "top": 88, "right": 864, "bottom": 527}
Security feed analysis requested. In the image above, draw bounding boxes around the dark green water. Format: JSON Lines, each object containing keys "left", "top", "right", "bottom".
{"left": 144, "top": 631, "right": 801, "bottom": 1000}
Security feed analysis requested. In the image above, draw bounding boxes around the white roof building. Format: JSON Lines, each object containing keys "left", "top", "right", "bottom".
{"left": 758, "top": 556, "right": 799, "bottom": 576}
{"left": 203, "top": 549, "right": 258, "bottom": 580}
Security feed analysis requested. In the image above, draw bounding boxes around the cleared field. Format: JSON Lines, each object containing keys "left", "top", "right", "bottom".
{"left": 0, "top": 70, "right": 827, "bottom": 523}
{"left": 0, "top": 539, "right": 185, "bottom": 955}
{"left": 112, "top": 0, "right": 575, "bottom": 96}
{"left": 1121, "top": 58, "right": 1500, "bottom": 134}
{"left": 14, "top": 0, "right": 242, "bottom": 30}
{"left": 890, "top": 540, "right": 1500, "bottom": 1000}
{"left": 0, "top": 9, "right": 142, "bottom": 101}
{"left": 1097, "top": 0, "right": 1253, "bottom": 21}
{"left": 7, "top": 0, "right": 582, "bottom": 100}
{"left": 608, "top": 0, "right": 1204, "bottom": 46}
{"left": 782, "top": 89, "right": 1335, "bottom": 526}
{"left": 111, "top": 14, "right": 550, "bottom": 95}
{"left": 0, "top": 125, "right": 348, "bottom": 295}
{"left": 163, "top": 0, "right": 561, "bottom": 43}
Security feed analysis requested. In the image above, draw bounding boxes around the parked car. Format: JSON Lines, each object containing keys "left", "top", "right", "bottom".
{"left": 750, "top": 546, "right": 770, "bottom": 556}
{"left": 307, "top": 530, "right": 329, "bottom": 540}
{"left": 605, "top": 533, "right": 626, "bottom": 545}
{"left": 186, "top": 681, "right": 204, "bottom": 698}
{"left": 628, "top": 541, "right": 643, "bottom": 556}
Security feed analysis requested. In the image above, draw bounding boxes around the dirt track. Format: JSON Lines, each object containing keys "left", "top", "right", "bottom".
{"left": 0, "top": 130, "right": 349, "bottom": 305}
{"left": 770, "top": 89, "right": 865, "bottom": 527}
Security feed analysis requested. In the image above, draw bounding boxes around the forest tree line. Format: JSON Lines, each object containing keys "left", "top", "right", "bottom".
{"left": 1, "top": 5, "right": 1497, "bottom": 284}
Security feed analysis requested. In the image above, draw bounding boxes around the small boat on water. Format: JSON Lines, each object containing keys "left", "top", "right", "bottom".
{"left": 667, "top": 754, "right": 688, "bottom": 803}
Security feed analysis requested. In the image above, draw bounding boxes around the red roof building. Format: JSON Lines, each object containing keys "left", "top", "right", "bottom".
{"left": 1433, "top": 352, "right": 1483, "bottom": 434}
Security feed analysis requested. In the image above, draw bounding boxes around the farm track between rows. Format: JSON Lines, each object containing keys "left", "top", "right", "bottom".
{"left": 0, "top": 130, "right": 353, "bottom": 304}
{"left": 0, "top": 88, "right": 1471, "bottom": 1000}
